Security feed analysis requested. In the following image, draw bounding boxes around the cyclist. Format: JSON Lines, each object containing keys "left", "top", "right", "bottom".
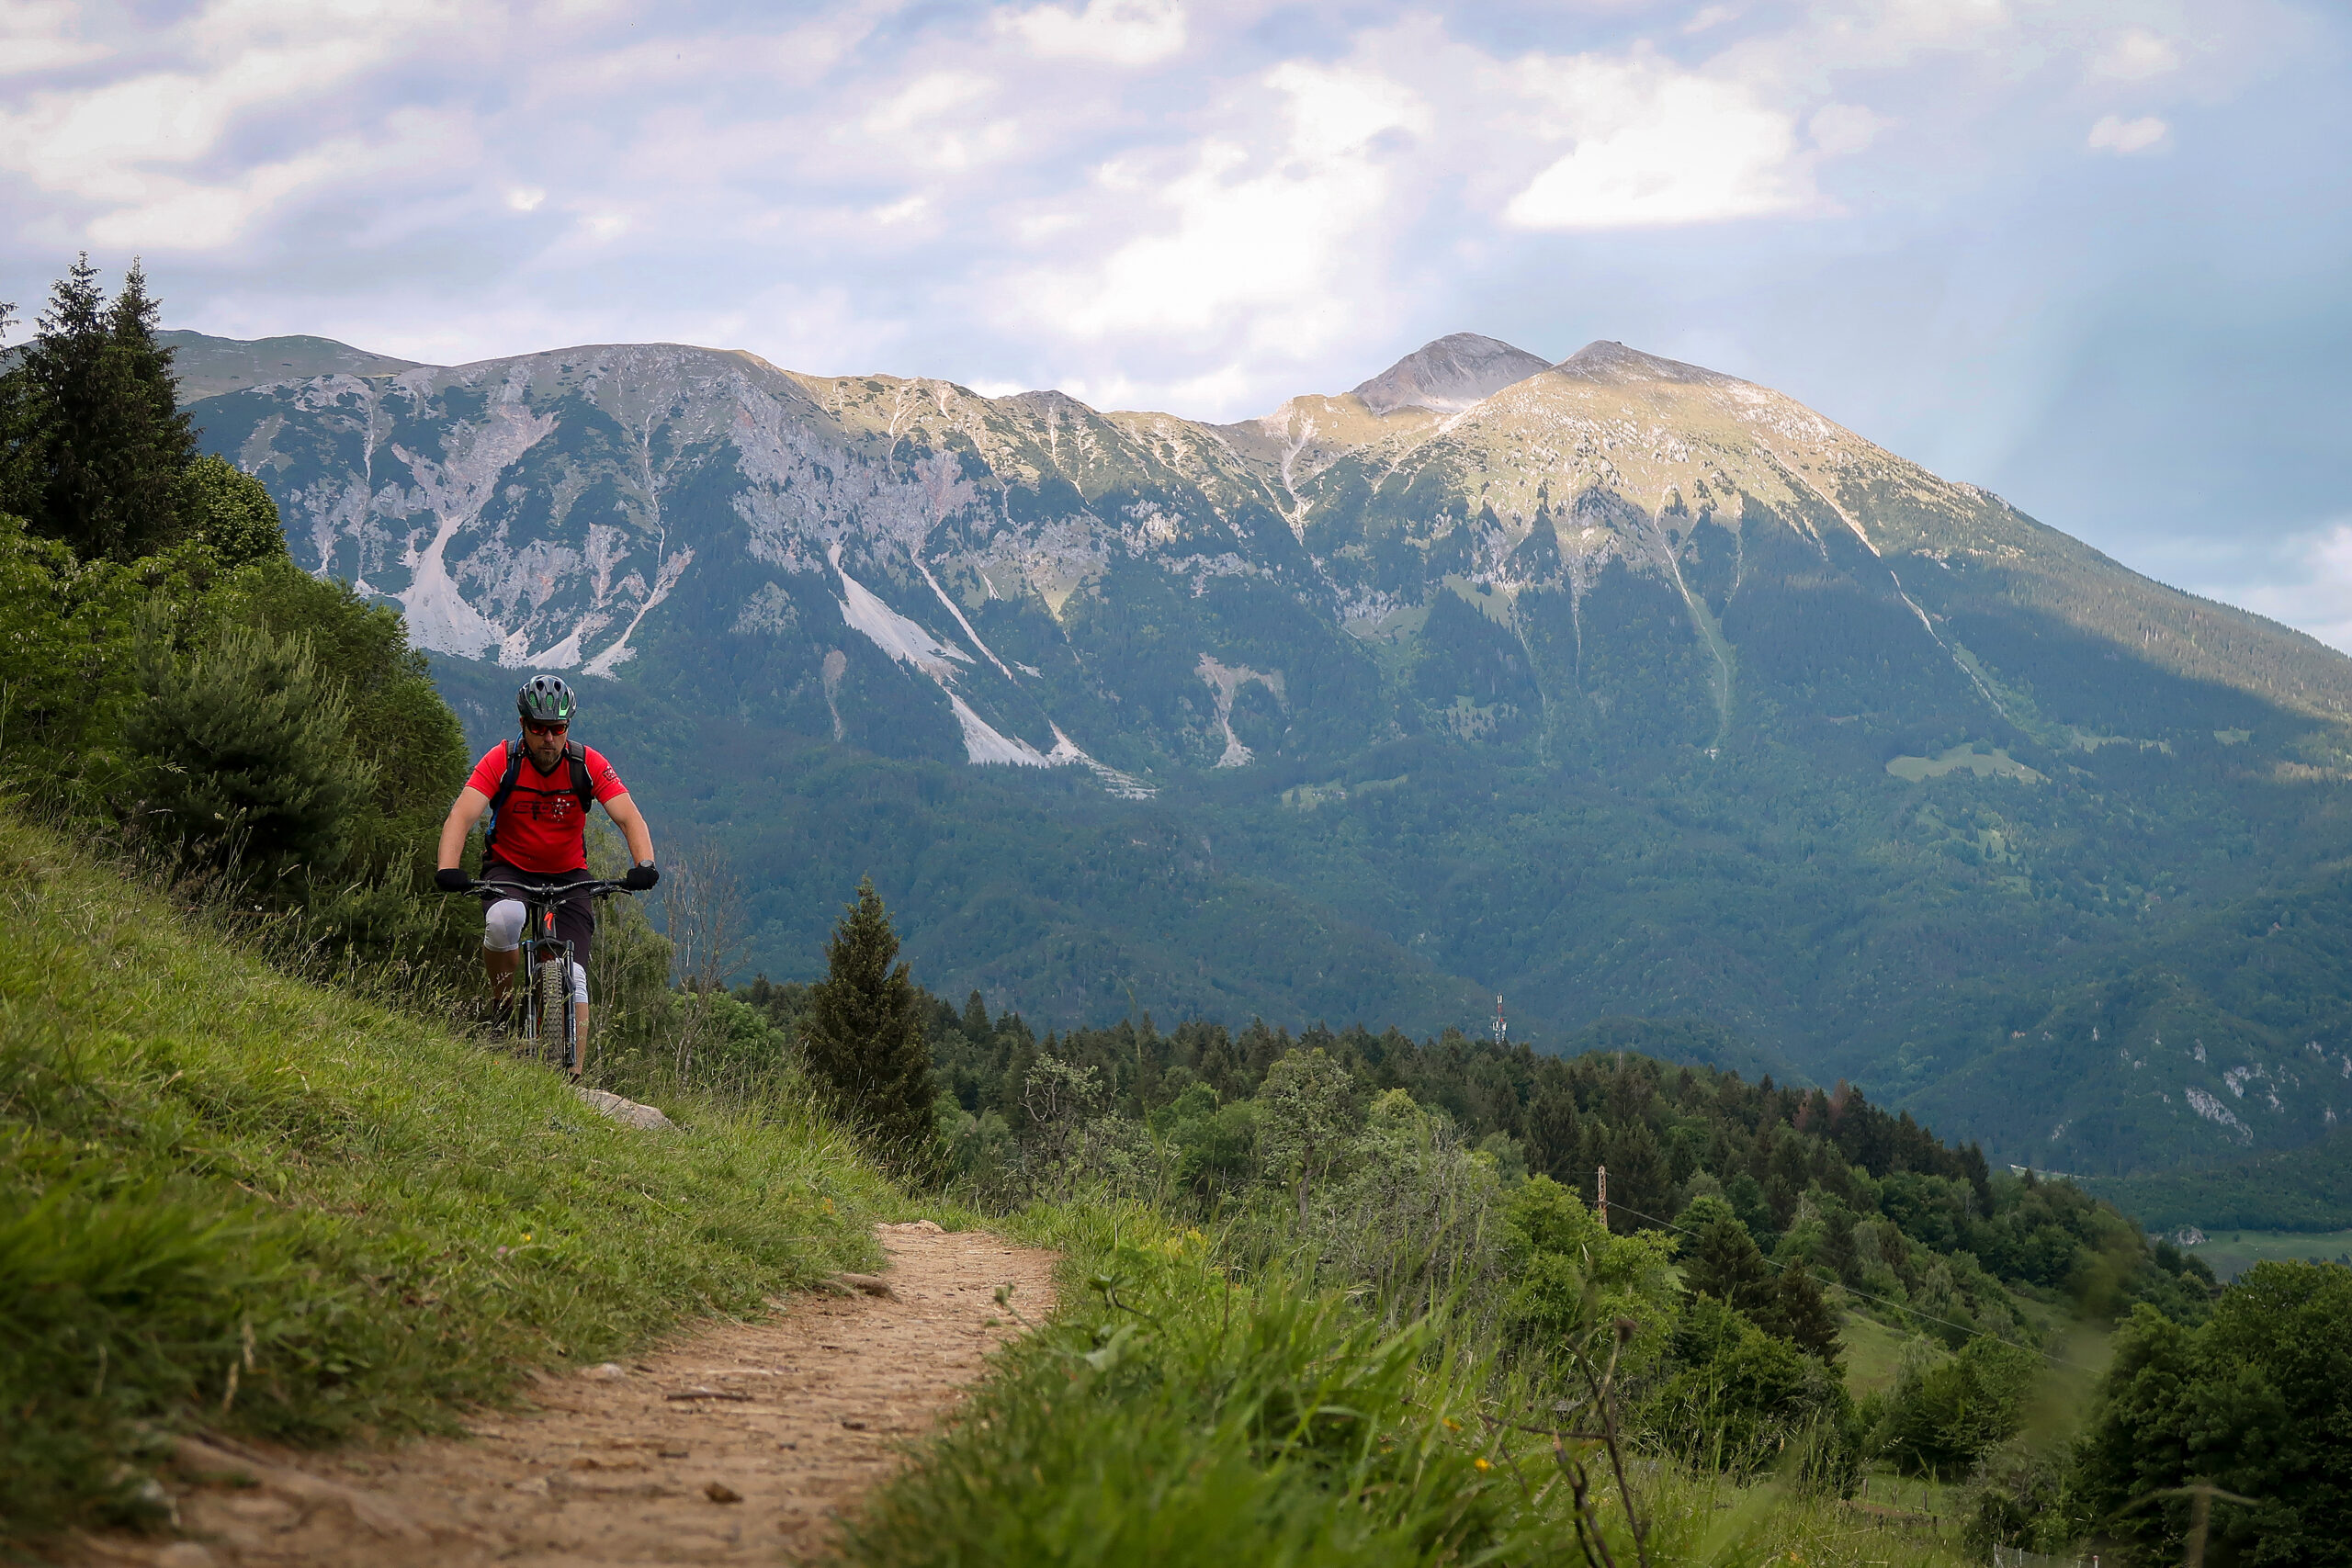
{"left": 434, "top": 675, "right": 659, "bottom": 1077}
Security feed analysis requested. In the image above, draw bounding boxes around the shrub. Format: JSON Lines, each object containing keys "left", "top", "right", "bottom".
{"left": 1646, "top": 1294, "right": 1855, "bottom": 1477}
{"left": 123, "top": 619, "right": 371, "bottom": 884}
{"left": 1876, "top": 1333, "right": 2039, "bottom": 1478}
{"left": 2072, "top": 1261, "right": 2352, "bottom": 1565}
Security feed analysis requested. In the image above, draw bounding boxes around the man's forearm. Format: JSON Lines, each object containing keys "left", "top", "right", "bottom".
{"left": 436, "top": 810, "right": 471, "bottom": 869}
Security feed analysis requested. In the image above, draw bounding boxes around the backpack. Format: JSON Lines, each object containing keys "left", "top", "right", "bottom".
{"left": 482, "top": 739, "right": 596, "bottom": 859}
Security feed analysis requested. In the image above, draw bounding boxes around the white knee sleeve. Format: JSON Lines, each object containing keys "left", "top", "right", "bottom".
{"left": 482, "top": 899, "right": 524, "bottom": 953}
{"left": 569, "top": 961, "right": 588, "bottom": 1006}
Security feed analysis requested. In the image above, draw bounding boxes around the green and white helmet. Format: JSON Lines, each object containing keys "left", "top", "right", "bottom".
{"left": 516, "top": 674, "right": 578, "bottom": 725}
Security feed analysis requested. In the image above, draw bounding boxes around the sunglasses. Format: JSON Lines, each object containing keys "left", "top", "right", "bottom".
{"left": 525, "top": 721, "right": 571, "bottom": 736}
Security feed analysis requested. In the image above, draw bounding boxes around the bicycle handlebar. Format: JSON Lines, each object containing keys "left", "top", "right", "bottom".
{"left": 447, "top": 877, "right": 635, "bottom": 899}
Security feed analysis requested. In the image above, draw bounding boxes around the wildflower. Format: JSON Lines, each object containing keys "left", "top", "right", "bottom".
{"left": 1443, "top": 1417, "right": 1461, "bottom": 1432}
{"left": 1474, "top": 1458, "right": 1491, "bottom": 1472}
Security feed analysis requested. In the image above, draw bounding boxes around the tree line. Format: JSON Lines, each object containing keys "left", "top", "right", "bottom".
{"left": 1, "top": 258, "right": 471, "bottom": 980}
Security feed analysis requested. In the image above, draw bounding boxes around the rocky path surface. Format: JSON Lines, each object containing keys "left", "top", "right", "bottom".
{"left": 81, "top": 1222, "right": 1057, "bottom": 1568}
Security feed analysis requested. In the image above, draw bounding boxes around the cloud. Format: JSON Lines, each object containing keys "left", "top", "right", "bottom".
{"left": 2087, "top": 113, "right": 2168, "bottom": 154}
{"left": 1505, "top": 51, "right": 1811, "bottom": 231}
{"left": 0, "top": 0, "right": 110, "bottom": 76}
{"left": 998, "top": 0, "right": 1185, "bottom": 66}
{"left": 1809, "top": 102, "right": 1887, "bottom": 156}
{"left": 0, "top": 0, "right": 462, "bottom": 243}
{"left": 1017, "top": 61, "right": 1428, "bottom": 353}
{"left": 2198, "top": 522, "right": 2352, "bottom": 655}
{"left": 2094, "top": 28, "right": 2181, "bottom": 80}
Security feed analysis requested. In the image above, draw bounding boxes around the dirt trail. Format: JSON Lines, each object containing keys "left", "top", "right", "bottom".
{"left": 84, "top": 1222, "right": 1057, "bottom": 1568}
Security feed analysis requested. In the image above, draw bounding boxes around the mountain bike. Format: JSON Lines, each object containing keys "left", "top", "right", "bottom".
{"left": 451, "top": 876, "right": 634, "bottom": 1074}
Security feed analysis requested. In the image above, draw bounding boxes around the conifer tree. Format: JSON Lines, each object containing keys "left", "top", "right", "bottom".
{"left": 0, "top": 256, "right": 201, "bottom": 560}
{"left": 802, "top": 877, "right": 938, "bottom": 1166}
{"left": 1681, "top": 1199, "right": 1774, "bottom": 1305}
{"left": 1678, "top": 1195, "right": 1842, "bottom": 1360}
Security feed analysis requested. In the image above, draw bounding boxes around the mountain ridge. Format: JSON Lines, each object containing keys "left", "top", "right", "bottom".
{"left": 170, "top": 323, "right": 2352, "bottom": 1178}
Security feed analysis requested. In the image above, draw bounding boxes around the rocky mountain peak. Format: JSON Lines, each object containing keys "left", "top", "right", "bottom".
{"left": 1349, "top": 333, "right": 1552, "bottom": 415}
{"left": 1551, "top": 340, "right": 1741, "bottom": 388}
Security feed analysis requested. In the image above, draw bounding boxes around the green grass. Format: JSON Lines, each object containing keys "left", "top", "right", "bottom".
{"left": 1838, "top": 1310, "right": 1917, "bottom": 1399}
{"left": 2187, "top": 1227, "right": 2352, "bottom": 1280}
{"left": 0, "top": 811, "right": 907, "bottom": 1540}
{"left": 1883, "top": 744, "right": 2046, "bottom": 784}
{"left": 839, "top": 1199, "right": 1973, "bottom": 1568}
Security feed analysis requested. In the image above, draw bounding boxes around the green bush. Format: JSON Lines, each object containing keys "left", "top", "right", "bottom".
{"left": 0, "top": 513, "right": 223, "bottom": 811}
{"left": 1875, "top": 1334, "right": 2039, "bottom": 1478}
{"left": 124, "top": 618, "right": 371, "bottom": 882}
{"left": 179, "top": 454, "right": 285, "bottom": 570}
{"left": 2072, "top": 1261, "right": 2352, "bottom": 1565}
{"left": 1646, "top": 1294, "right": 1856, "bottom": 1477}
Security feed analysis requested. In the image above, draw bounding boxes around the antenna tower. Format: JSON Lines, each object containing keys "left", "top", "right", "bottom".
{"left": 1493, "top": 994, "right": 1507, "bottom": 1045}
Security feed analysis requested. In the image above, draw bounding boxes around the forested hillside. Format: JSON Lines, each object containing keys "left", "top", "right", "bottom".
{"left": 166, "top": 319, "right": 2352, "bottom": 1180}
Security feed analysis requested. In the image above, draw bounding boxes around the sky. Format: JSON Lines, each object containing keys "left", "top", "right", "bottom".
{"left": 4, "top": 0, "right": 2349, "bottom": 646}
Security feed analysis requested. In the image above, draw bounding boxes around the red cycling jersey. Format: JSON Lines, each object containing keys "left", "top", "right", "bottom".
{"left": 465, "top": 742, "right": 628, "bottom": 874}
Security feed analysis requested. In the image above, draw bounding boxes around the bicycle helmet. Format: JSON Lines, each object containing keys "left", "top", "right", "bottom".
{"left": 517, "top": 674, "right": 578, "bottom": 725}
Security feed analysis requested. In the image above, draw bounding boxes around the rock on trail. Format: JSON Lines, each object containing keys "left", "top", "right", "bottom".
{"left": 86, "top": 1222, "right": 1057, "bottom": 1567}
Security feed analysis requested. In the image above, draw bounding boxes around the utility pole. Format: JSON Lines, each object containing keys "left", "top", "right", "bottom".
{"left": 1597, "top": 1164, "right": 1609, "bottom": 1231}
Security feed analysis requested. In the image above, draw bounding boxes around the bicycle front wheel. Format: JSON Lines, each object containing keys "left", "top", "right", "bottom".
{"left": 531, "top": 957, "right": 571, "bottom": 1071}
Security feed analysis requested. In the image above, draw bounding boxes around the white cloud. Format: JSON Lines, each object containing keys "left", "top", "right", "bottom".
{"left": 858, "top": 70, "right": 1019, "bottom": 173}
{"left": 1019, "top": 62, "right": 1427, "bottom": 351}
{"left": 0, "top": 0, "right": 110, "bottom": 76}
{"left": 2094, "top": 28, "right": 2181, "bottom": 80}
{"left": 2209, "top": 523, "right": 2352, "bottom": 655}
{"left": 998, "top": 0, "right": 1186, "bottom": 66}
{"left": 1809, "top": 102, "right": 1886, "bottom": 156}
{"left": 507, "top": 186, "right": 547, "bottom": 212}
{"left": 2087, "top": 113, "right": 2168, "bottom": 154}
{"left": 1505, "top": 51, "right": 1809, "bottom": 230}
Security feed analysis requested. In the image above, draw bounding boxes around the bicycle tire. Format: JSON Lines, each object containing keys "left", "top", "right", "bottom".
{"left": 534, "top": 956, "right": 570, "bottom": 1072}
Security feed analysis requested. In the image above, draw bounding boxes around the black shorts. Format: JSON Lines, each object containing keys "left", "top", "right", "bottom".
{"left": 480, "top": 860, "right": 597, "bottom": 966}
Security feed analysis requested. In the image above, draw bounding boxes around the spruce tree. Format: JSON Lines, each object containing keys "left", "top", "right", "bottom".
{"left": 801, "top": 877, "right": 938, "bottom": 1166}
{"left": 1682, "top": 1200, "right": 1774, "bottom": 1305}
{"left": 1678, "top": 1195, "right": 1842, "bottom": 1360}
{"left": 0, "top": 256, "right": 201, "bottom": 560}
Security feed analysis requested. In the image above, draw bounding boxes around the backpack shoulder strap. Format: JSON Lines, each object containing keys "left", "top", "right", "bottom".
{"left": 564, "top": 741, "right": 595, "bottom": 812}
{"left": 482, "top": 739, "right": 526, "bottom": 854}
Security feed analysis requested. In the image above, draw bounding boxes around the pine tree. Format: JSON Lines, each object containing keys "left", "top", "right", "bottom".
{"left": 1526, "top": 1076, "right": 1581, "bottom": 1180}
{"left": 0, "top": 256, "right": 201, "bottom": 560}
{"left": 1683, "top": 1202, "right": 1774, "bottom": 1305}
{"left": 801, "top": 877, "right": 938, "bottom": 1167}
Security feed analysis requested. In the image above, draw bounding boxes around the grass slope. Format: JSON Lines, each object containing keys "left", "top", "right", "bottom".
{"left": 842, "top": 1203, "right": 1974, "bottom": 1568}
{"left": 0, "top": 812, "right": 899, "bottom": 1539}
